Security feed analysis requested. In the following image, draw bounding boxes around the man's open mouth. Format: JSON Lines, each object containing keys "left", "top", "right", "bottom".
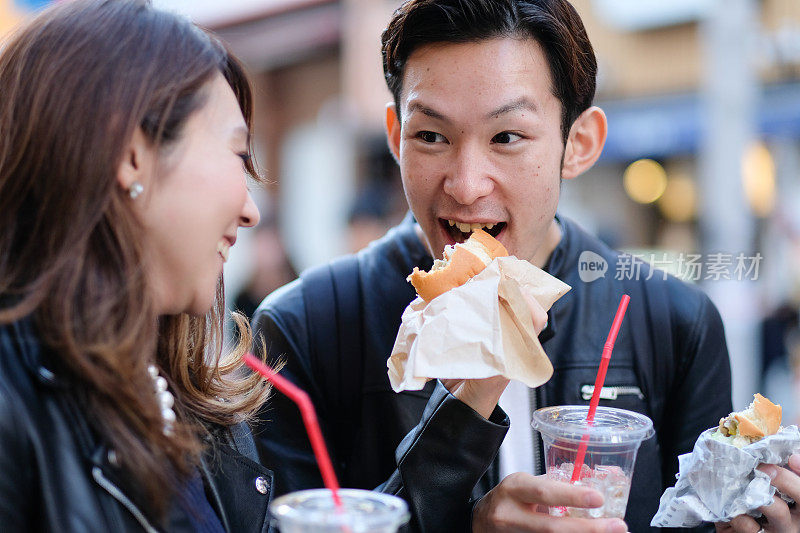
{"left": 440, "top": 218, "right": 506, "bottom": 243}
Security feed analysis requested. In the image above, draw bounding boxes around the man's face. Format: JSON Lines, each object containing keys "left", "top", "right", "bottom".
{"left": 390, "top": 37, "right": 565, "bottom": 264}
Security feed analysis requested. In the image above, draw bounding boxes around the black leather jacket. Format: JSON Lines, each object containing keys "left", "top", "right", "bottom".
{"left": 0, "top": 318, "right": 275, "bottom": 532}
{"left": 253, "top": 214, "right": 732, "bottom": 532}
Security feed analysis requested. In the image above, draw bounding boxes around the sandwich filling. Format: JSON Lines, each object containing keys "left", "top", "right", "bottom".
{"left": 711, "top": 393, "right": 782, "bottom": 448}
{"left": 408, "top": 228, "right": 508, "bottom": 303}
{"left": 431, "top": 236, "right": 494, "bottom": 272}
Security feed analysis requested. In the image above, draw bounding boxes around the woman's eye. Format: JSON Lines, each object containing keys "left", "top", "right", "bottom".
{"left": 417, "top": 131, "right": 447, "bottom": 144}
{"left": 492, "top": 132, "right": 522, "bottom": 144}
{"left": 237, "top": 152, "right": 252, "bottom": 165}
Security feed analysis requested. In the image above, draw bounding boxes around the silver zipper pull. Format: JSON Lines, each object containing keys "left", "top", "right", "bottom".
{"left": 581, "top": 385, "right": 644, "bottom": 401}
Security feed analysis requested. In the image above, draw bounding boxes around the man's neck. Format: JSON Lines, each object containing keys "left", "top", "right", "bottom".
{"left": 531, "top": 219, "right": 562, "bottom": 269}
{"left": 413, "top": 218, "right": 563, "bottom": 268}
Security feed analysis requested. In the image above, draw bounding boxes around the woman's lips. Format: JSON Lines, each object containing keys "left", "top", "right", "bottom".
{"left": 216, "top": 240, "right": 231, "bottom": 262}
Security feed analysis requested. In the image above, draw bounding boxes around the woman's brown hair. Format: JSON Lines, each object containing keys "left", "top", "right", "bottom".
{"left": 0, "top": 0, "right": 269, "bottom": 521}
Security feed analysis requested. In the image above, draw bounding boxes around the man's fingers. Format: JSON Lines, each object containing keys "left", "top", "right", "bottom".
{"left": 485, "top": 511, "right": 626, "bottom": 533}
{"left": 758, "top": 495, "right": 792, "bottom": 531}
{"left": 788, "top": 453, "right": 800, "bottom": 475}
{"left": 522, "top": 292, "right": 548, "bottom": 334}
{"left": 760, "top": 463, "right": 800, "bottom": 515}
{"left": 478, "top": 496, "right": 625, "bottom": 533}
{"left": 501, "top": 473, "right": 604, "bottom": 508}
{"left": 722, "top": 514, "right": 761, "bottom": 533}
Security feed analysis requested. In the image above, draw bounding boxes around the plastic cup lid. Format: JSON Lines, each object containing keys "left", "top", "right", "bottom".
{"left": 532, "top": 405, "right": 655, "bottom": 445}
{"left": 269, "top": 488, "right": 410, "bottom": 529}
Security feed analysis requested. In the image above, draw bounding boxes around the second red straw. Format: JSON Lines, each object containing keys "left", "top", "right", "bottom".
{"left": 243, "top": 353, "right": 343, "bottom": 508}
{"left": 570, "top": 294, "right": 631, "bottom": 483}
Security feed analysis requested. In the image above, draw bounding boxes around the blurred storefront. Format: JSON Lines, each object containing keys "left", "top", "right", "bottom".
{"left": 6, "top": 0, "right": 800, "bottom": 410}
{"left": 201, "top": 0, "right": 800, "bottom": 411}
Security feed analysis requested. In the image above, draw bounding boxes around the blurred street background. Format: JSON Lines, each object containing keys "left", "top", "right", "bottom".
{"left": 4, "top": 0, "right": 800, "bottom": 419}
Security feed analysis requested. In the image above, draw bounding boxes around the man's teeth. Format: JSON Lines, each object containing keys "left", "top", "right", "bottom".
{"left": 447, "top": 220, "right": 497, "bottom": 233}
{"left": 216, "top": 241, "right": 230, "bottom": 262}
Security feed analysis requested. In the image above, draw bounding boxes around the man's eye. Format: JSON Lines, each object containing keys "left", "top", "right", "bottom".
{"left": 417, "top": 131, "right": 447, "bottom": 144}
{"left": 492, "top": 132, "right": 522, "bottom": 144}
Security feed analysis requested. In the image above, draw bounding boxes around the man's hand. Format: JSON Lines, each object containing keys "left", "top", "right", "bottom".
{"left": 472, "top": 473, "right": 629, "bottom": 532}
{"left": 715, "top": 453, "right": 800, "bottom": 533}
{"left": 441, "top": 293, "right": 548, "bottom": 419}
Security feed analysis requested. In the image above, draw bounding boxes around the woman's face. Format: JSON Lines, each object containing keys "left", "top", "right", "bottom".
{"left": 138, "top": 74, "right": 259, "bottom": 316}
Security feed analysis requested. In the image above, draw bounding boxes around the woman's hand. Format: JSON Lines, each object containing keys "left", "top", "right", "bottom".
{"left": 441, "top": 293, "right": 548, "bottom": 419}
{"left": 715, "top": 453, "right": 800, "bottom": 533}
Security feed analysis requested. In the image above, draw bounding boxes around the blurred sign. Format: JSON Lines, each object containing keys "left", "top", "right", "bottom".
{"left": 1, "top": 0, "right": 56, "bottom": 36}
{"left": 599, "top": 83, "right": 800, "bottom": 162}
{"left": 592, "top": 0, "right": 714, "bottom": 31}
{"left": 152, "top": 0, "right": 319, "bottom": 26}
{"left": 14, "top": 0, "right": 50, "bottom": 8}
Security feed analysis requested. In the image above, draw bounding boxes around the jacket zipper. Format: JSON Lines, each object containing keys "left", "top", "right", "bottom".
{"left": 581, "top": 385, "right": 644, "bottom": 401}
{"left": 529, "top": 387, "right": 542, "bottom": 476}
{"left": 92, "top": 466, "right": 160, "bottom": 533}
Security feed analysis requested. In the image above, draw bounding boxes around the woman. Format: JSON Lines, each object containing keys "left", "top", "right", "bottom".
{"left": 0, "top": 1, "right": 273, "bottom": 530}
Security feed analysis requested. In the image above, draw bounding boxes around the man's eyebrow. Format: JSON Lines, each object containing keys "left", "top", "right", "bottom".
{"left": 406, "top": 102, "right": 451, "bottom": 123}
{"left": 486, "top": 98, "right": 538, "bottom": 119}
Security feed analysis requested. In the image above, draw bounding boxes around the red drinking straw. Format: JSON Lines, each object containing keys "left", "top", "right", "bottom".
{"left": 243, "top": 353, "right": 343, "bottom": 508}
{"left": 570, "top": 294, "right": 631, "bottom": 483}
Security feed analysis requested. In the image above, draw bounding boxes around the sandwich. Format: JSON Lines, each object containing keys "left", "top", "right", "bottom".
{"left": 408, "top": 229, "right": 508, "bottom": 302}
{"left": 711, "top": 393, "right": 782, "bottom": 448}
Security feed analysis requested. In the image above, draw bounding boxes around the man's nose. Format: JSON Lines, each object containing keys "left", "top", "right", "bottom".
{"left": 442, "top": 144, "right": 494, "bottom": 205}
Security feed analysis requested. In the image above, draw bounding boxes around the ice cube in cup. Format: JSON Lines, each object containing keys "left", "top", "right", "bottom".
{"left": 531, "top": 405, "right": 654, "bottom": 519}
{"left": 269, "top": 488, "right": 410, "bottom": 532}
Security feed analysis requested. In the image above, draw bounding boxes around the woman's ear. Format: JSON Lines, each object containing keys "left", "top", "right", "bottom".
{"left": 561, "top": 106, "right": 607, "bottom": 180}
{"left": 385, "top": 103, "right": 401, "bottom": 162}
{"left": 116, "top": 128, "right": 156, "bottom": 195}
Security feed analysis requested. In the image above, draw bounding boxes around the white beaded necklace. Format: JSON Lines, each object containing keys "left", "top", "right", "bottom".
{"left": 147, "top": 365, "right": 176, "bottom": 437}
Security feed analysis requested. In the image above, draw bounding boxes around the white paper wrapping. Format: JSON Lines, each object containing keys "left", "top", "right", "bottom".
{"left": 387, "top": 256, "right": 570, "bottom": 393}
{"left": 651, "top": 426, "right": 800, "bottom": 527}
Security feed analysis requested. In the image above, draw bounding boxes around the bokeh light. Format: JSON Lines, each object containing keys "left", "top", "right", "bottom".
{"left": 657, "top": 172, "right": 697, "bottom": 223}
{"left": 623, "top": 158, "right": 668, "bottom": 204}
{"left": 742, "top": 141, "right": 776, "bottom": 218}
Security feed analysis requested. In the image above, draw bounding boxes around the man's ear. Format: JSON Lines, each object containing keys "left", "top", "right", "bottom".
{"left": 116, "top": 127, "right": 156, "bottom": 194}
{"left": 385, "top": 103, "right": 401, "bottom": 162}
{"left": 561, "top": 106, "right": 607, "bottom": 180}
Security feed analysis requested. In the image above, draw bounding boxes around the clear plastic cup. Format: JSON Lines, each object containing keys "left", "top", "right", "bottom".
{"left": 531, "top": 405, "right": 654, "bottom": 519}
{"left": 269, "top": 488, "right": 410, "bottom": 532}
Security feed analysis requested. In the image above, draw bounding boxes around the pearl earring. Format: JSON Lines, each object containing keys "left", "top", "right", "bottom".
{"left": 129, "top": 181, "right": 144, "bottom": 199}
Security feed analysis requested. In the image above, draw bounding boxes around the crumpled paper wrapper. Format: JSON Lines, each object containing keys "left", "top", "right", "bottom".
{"left": 651, "top": 426, "right": 800, "bottom": 528}
{"left": 387, "top": 255, "right": 571, "bottom": 393}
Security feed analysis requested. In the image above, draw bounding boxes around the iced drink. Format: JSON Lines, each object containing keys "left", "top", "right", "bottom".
{"left": 531, "top": 405, "right": 654, "bottom": 519}
{"left": 269, "top": 488, "right": 410, "bottom": 532}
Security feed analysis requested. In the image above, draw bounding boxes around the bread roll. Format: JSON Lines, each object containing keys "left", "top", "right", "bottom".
{"left": 714, "top": 393, "right": 782, "bottom": 447}
{"left": 408, "top": 229, "right": 508, "bottom": 302}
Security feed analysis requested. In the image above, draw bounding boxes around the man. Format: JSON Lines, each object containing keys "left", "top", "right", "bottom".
{"left": 253, "top": 1, "right": 732, "bottom": 531}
